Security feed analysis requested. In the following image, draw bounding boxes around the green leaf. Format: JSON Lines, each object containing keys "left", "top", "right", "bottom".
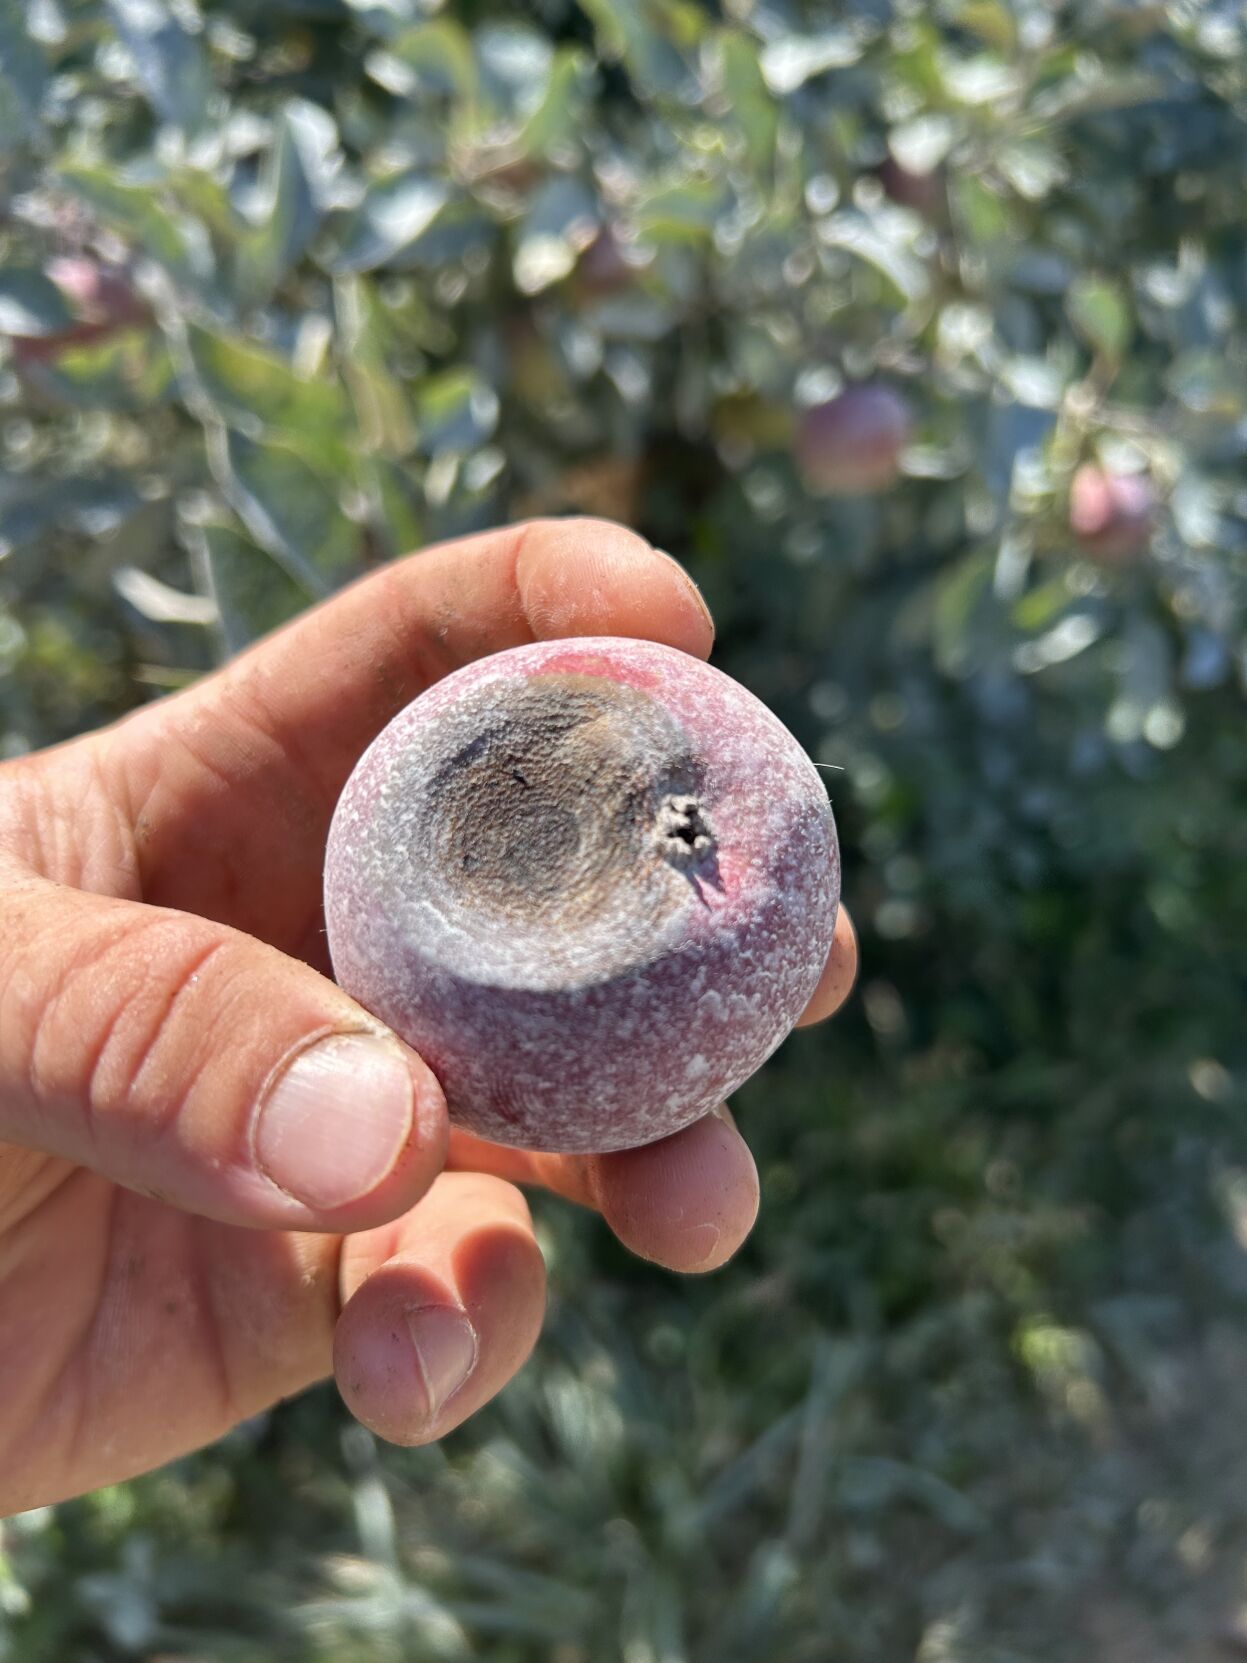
{"left": 373, "top": 17, "right": 477, "bottom": 101}
{"left": 335, "top": 275, "right": 416, "bottom": 457}
{"left": 717, "top": 30, "right": 778, "bottom": 177}
{"left": 948, "top": 173, "right": 1013, "bottom": 244}
{"left": 182, "top": 323, "right": 353, "bottom": 470}
{"left": 1106, "top": 613, "right": 1173, "bottom": 744}
{"left": 475, "top": 23, "right": 554, "bottom": 122}
{"left": 949, "top": 0, "right": 1017, "bottom": 52}
{"left": 886, "top": 23, "right": 948, "bottom": 104}
{"left": 1166, "top": 349, "right": 1244, "bottom": 418}
{"left": 333, "top": 173, "right": 452, "bottom": 273}
{"left": 113, "top": 565, "right": 217, "bottom": 626}
{"left": 0, "top": 269, "right": 73, "bottom": 336}
{"left": 996, "top": 140, "right": 1067, "bottom": 201}
{"left": 576, "top": 0, "right": 697, "bottom": 97}
{"left": 818, "top": 213, "right": 929, "bottom": 304}
{"left": 512, "top": 178, "right": 598, "bottom": 293}
{"left": 106, "top": 0, "right": 211, "bottom": 136}
{"left": 1031, "top": 68, "right": 1168, "bottom": 126}
{"left": 1012, "top": 580, "right": 1073, "bottom": 634}
{"left": 359, "top": 455, "right": 423, "bottom": 559}
{"left": 164, "top": 165, "right": 247, "bottom": 248}
{"left": 27, "top": 328, "right": 174, "bottom": 411}
{"left": 0, "top": 474, "right": 140, "bottom": 553}
{"left": 939, "top": 52, "right": 1022, "bottom": 107}
{"left": 343, "top": 0, "right": 420, "bottom": 32}
{"left": 0, "top": 0, "right": 47, "bottom": 152}
{"left": 235, "top": 101, "right": 340, "bottom": 303}
{"left": 181, "top": 507, "right": 309, "bottom": 657}
{"left": 932, "top": 547, "right": 997, "bottom": 677}
{"left": 57, "top": 164, "right": 212, "bottom": 289}
{"left": 516, "top": 45, "right": 590, "bottom": 159}
{"left": 380, "top": 198, "right": 493, "bottom": 272}
{"left": 1067, "top": 277, "right": 1131, "bottom": 363}
{"left": 758, "top": 27, "right": 864, "bottom": 94}
{"left": 635, "top": 175, "right": 731, "bottom": 241}
{"left": 414, "top": 368, "right": 499, "bottom": 455}
{"left": 209, "top": 429, "right": 358, "bottom": 592}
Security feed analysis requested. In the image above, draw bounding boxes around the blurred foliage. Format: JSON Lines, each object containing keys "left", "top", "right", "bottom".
{"left": 3, "top": 0, "right": 1247, "bottom": 1657}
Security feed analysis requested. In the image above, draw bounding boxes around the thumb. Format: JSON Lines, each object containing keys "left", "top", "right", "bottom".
{"left": 0, "top": 875, "right": 448, "bottom": 1230}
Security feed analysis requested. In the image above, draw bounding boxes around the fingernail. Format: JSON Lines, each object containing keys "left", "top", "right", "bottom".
{"left": 256, "top": 1032, "right": 414, "bottom": 1210}
{"left": 710, "top": 1101, "right": 738, "bottom": 1131}
{"left": 654, "top": 548, "right": 715, "bottom": 643}
{"left": 406, "top": 1305, "right": 479, "bottom": 1426}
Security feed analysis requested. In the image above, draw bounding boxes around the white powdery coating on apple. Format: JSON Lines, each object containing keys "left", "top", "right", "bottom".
{"left": 324, "top": 637, "right": 840, "bottom": 1153}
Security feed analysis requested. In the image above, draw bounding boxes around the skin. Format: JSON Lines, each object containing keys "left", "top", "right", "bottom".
{"left": 0, "top": 518, "right": 857, "bottom": 1514}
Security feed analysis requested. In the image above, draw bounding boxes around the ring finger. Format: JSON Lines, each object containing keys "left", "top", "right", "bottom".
{"left": 335, "top": 1171, "right": 546, "bottom": 1445}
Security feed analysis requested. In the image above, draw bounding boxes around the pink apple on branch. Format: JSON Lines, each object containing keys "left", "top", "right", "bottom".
{"left": 10, "top": 257, "right": 150, "bottom": 366}
{"left": 1069, "top": 463, "right": 1155, "bottom": 562}
{"left": 45, "top": 257, "right": 148, "bottom": 327}
{"left": 796, "top": 384, "right": 913, "bottom": 496}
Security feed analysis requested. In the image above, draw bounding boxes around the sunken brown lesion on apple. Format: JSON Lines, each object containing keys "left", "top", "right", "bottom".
{"left": 419, "top": 673, "right": 715, "bottom": 941}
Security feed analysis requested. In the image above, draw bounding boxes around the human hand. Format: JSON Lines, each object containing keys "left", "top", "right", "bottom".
{"left": 0, "top": 519, "right": 856, "bottom": 1511}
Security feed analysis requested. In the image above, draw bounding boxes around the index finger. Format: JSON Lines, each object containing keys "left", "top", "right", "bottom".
{"left": 100, "top": 518, "right": 714, "bottom": 949}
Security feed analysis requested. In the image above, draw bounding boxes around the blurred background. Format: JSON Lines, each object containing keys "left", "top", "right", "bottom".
{"left": 2, "top": 0, "right": 1247, "bottom": 1657}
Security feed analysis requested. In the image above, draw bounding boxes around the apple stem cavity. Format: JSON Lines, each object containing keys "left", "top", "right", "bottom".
{"left": 656, "top": 794, "right": 714, "bottom": 869}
